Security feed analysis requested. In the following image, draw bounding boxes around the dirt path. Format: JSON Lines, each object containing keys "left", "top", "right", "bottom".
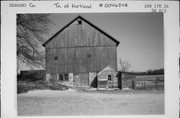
{"left": 17, "top": 89, "right": 164, "bottom": 116}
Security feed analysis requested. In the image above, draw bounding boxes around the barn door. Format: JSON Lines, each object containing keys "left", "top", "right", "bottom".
{"left": 80, "top": 73, "right": 89, "bottom": 86}
{"left": 74, "top": 74, "right": 81, "bottom": 86}
{"left": 74, "top": 73, "right": 89, "bottom": 86}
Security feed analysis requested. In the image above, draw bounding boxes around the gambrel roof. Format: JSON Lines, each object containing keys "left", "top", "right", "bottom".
{"left": 42, "top": 15, "right": 120, "bottom": 47}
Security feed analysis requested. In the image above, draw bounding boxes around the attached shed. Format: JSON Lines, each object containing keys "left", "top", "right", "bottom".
{"left": 42, "top": 16, "right": 120, "bottom": 87}
{"left": 97, "top": 66, "right": 118, "bottom": 88}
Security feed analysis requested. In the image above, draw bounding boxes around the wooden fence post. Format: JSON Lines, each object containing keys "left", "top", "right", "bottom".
{"left": 132, "top": 80, "right": 136, "bottom": 90}
{"left": 97, "top": 76, "right": 98, "bottom": 90}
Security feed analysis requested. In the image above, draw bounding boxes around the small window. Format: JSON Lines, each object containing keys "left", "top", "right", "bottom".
{"left": 59, "top": 74, "right": 63, "bottom": 81}
{"left": 59, "top": 74, "right": 68, "bottom": 81}
{"left": 54, "top": 56, "right": 58, "bottom": 60}
{"left": 108, "top": 75, "right": 112, "bottom": 81}
{"left": 64, "top": 74, "right": 69, "bottom": 81}
{"left": 77, "top": 20, "right": 82, "bottom": 25}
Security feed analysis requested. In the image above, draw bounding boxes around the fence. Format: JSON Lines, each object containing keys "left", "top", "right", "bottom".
{"left": 121, "top": 74, "right": 164, "bottom": 90}
{"left": 134, "top": 75, "right": 164, "bottom": 90}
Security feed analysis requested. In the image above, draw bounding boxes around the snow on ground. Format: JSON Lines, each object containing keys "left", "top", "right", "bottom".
{"left": 17, "top": 89, "right": 164, "bottom": 116}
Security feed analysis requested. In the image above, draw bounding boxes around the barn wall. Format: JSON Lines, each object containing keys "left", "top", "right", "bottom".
{"left": 74, "top": 73, "right": 89, "bottom": 86}
{"left": 45, "top": 18, "right": 117, "bottom": 74}
{"left": 46, "top": 18, "right": 116, "bottom": 48}
{"left": 46, "top": 46, "right": 117, "bottom": 73}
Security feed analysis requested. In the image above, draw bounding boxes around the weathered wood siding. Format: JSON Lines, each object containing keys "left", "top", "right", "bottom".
{"left": 74, "top": 73, "right": 89, "bottom": 86}
{"left": 46, "top": 19, "right": 116, "bottom": 48}
{"left": 46, "top": 46, "right": 117, "bottom": 73}
{"left": 45, "top": 18, "right": 117, "bottom": 73}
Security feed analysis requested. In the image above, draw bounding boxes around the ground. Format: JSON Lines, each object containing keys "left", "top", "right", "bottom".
{"left": 17, "top": 88, "right": 164, "bottom": 116}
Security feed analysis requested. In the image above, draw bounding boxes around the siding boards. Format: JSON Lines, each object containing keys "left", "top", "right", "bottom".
{"left": 46, "top": 48, "right": 57, "bottom": 65}
{"left": 79, "top": 47, "right": 87, "bottom": 72}
{"left": 46, "top": 20, "right": 116, "bottom": 48}
{"left": 67, "top": 48, "right": 74, "bottom": 72}
{"left": 45, "top": 18, "right": 118, "bottom": 74}
{"left": 57, "top": 48, "right": 68, "bottom": 73}
{"left": 46, "top": 46, "right": 117, "bottom": 73}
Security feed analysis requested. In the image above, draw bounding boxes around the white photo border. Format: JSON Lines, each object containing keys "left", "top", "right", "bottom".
{"left": 1, "top": 1, "right": 179, "bottom": 118}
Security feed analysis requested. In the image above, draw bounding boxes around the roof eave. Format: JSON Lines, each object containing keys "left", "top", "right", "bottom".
{"left": 42, "top": 16, "right": 80, "bottom": 47}
{"left": 42, "top": 15, "right": 120, "bottom": 47}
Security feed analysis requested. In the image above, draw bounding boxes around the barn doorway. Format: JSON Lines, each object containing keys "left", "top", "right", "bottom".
{"left": 74, "top": 73, "right": 89, "bottom": 86}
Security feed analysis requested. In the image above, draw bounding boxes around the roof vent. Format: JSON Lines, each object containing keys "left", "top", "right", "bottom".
{"left": 54, "top": 56, "right": 58, "bottom": 60}
{"left": 77, "top": 20, "right": 82, "bottom": 25}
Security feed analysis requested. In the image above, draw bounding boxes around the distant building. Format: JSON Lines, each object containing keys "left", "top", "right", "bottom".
{"left": 42, "top": 16, "right": 120, "bottom": 87}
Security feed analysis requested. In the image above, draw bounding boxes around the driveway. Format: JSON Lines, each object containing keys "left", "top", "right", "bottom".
{"left": 17, "top": 89, "right": 164, "bottom": 116}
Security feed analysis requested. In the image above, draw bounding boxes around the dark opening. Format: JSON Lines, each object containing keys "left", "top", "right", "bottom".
{"left": 108, "top": 75, "right": 112, "bottom": 81}
{"left": 54, "top": 56, "right": 58, "bottom": 60}
{"left": 59, "top": 74, "right": 63, "bottom": 81}
{"left": 78, "top": 20, "right": 82, "bottom": 25}
{"left": 90, "top": 76, "right": 98, "bottom": 88}
{"left": 59, "top": 74, "right": 68, "bottom": 81}
{"left": 64, "top": 74, "right": 69, "bottom": 81}
{"left": 117, "top": 72, "right": 122, "bottom": 89}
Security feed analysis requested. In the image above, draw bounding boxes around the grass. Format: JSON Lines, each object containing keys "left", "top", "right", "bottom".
{"left": 17, "top": 88, "right": 164, "bottom": 115}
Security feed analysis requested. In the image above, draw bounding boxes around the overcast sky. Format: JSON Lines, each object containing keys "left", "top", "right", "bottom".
{"left": 45, "top": 13, "right": 164, "bottom": 72}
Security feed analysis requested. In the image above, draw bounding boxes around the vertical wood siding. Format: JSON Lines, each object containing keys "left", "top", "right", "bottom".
{"left": 45, "top": 18, "right": 117, "bottom": 73}
{"left": 46, "top": 46, "right": 117, "bottom": 73}
{"left": 46, "top": 19, "right": 116, "bottom": 48}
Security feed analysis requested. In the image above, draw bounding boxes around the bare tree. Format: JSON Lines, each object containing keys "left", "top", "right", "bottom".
{"left": 17, "top": 14, "right": 53, "bottom": 71}
{"left": 118, "top": 57, "right": 131, "bottom": 72}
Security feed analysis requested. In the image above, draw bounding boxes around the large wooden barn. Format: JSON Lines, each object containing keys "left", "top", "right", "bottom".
{"left": 42, "top": 16, "right": 120, "bottom": 87}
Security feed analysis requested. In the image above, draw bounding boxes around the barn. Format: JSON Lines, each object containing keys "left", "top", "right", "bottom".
{"left": 42, "top": 16, "right": 120, "bottom": 87}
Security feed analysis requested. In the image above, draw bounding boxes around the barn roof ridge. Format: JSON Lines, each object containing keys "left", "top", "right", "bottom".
{"left": 42, "top": 15, "right": 120, "bottom": 47}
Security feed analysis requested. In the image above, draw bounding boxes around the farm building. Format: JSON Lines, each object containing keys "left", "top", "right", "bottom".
{"left": 116, "top": 72, "right": 164, "bottom": 90}
{"left": 97, "top": 66, "right": 118, "bottom": 88}
{"left": 116, "top": 71, "right": 136, "bottom": 89}
{"left": 42, "top": 16, "right": 120, "bottom": 87}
